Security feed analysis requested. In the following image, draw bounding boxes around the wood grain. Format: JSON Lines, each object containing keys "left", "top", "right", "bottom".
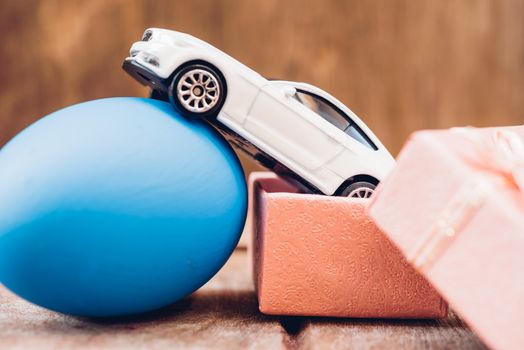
{"left": 0, "top": 249, "right": 486, "bottom": 349}
{"left": 1, "top": 0, "right": 524, "bottom": 172}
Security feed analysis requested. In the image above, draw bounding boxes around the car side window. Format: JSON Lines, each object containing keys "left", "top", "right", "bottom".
{"left": 293, "top": 90, "right": 349, "bottom": 130}
{"left": 293, "top": 89, "right": 377, "bottom": 150}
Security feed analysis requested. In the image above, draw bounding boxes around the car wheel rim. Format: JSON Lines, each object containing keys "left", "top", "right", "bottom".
{"left": 347, "top": 187, "right": 374, "bottom": 199}
{"left": 177, "top": 68, "right": 220, "bottom": 113}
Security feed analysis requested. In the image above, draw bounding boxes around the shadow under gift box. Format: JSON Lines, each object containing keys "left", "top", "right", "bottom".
{"left": 368, "top": 126, "right": 524, "bottom": 350}
{"left": 248, "top": 172, "right": 447, "bottom": 318}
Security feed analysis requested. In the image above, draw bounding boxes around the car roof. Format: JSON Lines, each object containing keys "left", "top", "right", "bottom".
{"left": 268, "top": 80, "right": 381, "bottom": 144}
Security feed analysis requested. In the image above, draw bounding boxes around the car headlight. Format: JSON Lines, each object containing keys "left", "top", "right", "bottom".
{"left": 142, "top": 30, "right": 153, "bottom": 42}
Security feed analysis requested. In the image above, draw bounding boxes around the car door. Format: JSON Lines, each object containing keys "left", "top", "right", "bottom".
{"left": 243, "top": 82, "right": 345, "bottom": 170}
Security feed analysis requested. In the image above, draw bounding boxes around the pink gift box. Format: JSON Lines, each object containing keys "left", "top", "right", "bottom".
{"left": 249, "top": 172, "right": 447, "bottom": 318}
{"left": 369, "top": 126, "right": 524, "bottom": 350}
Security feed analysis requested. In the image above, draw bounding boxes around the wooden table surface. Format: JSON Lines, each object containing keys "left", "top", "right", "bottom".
{"left": 0, "top": 249, "right": 487, "bottom": 350}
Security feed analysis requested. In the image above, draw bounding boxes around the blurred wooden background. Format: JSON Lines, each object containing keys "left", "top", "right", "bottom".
{"left": 1, "top": 0, "right": 524, "bottom": 173}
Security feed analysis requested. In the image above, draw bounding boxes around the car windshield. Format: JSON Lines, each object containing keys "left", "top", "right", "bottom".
{"left": 293, "top": 89, "right": 378, "bottom": 150}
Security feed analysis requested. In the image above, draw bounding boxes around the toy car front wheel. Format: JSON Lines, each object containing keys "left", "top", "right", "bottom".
{"left": 169, "top": 63, "right": 226, "bottom": 118}
{"left": 340, "top": 181, "right": 376, "bottom": 199}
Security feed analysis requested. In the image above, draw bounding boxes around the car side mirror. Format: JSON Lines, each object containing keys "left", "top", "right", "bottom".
{"left": 282, "top": 86, "right": 297, "bottom": 98}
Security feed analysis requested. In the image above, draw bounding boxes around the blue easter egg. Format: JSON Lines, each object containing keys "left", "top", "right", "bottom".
{"left": 0, "top": 97, "right": 247, "bottom": 317}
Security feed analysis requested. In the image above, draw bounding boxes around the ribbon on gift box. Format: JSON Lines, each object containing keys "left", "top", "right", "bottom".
{"left": 472, "top": 128, "right": 524, "bottom": 191}
{"left": 408, "top": 128, "right": 524, "bottom": 270}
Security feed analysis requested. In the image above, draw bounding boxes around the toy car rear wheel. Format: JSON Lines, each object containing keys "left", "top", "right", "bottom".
{"left": 169, "top": 63, "right": 226, "bottom": 118}
{"left": 340, "top": 181, "right": 376, "bottom": 198}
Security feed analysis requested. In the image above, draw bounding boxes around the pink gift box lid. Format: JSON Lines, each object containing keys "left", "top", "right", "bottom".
{"left": 369, "top": 126, "right": 524, "bottom": 350}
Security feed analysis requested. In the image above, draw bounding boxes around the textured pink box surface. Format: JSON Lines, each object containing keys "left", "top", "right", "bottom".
{"left": 369, "top": 126, "right": 524, "bottom": 350}
{"left": 249, "top": 172, "right": 447, "bottom": 318}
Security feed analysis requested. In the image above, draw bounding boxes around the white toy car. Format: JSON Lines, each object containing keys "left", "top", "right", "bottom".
{"left": 123, "top": 28, "right": 395, "bottom": 198}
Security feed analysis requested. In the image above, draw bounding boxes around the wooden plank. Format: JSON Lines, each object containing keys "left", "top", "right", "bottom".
{"left": 0, "top": 250, "right": 285, "bottom": 350}
{"left": 0, "top": 249, "right": 486, "bottom": 349}
{"left": 294, "top": 314, "right": 487, "bottom": 350}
